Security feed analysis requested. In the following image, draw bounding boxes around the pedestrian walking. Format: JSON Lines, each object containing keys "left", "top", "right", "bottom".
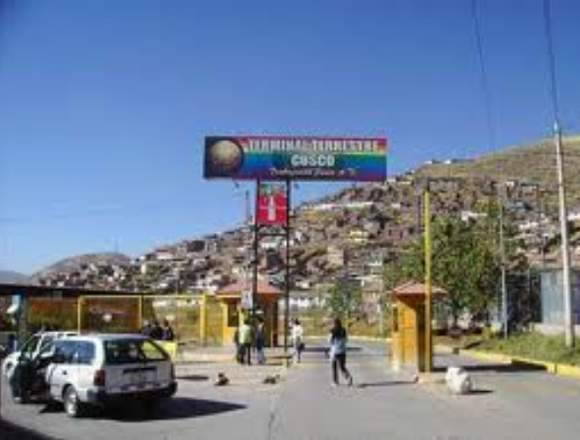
{"left": 291, "top": 319, "right": 304, "bottom": 364}
{"left": 329, "top": 318, "right": 353, "bottom": 386}
{"left": 255, "top": 319, "right": 266, "bottom": 365}
{"left": 140, "top": 320, "right": 153, "bottom": 337}
{"left": 233, "top": 327, "right": 241, "bottom": 363}
{"left": 161, "top": 319, "right": 175, "bottom": 341}
{"left": 150, "top": 320, "right": 163, "bottom": 340}
{"left": 239, "top": 319, "right": 253, "bottom": 365}
{"left": 7, "top": 333, "right": 17, "bottom": 353}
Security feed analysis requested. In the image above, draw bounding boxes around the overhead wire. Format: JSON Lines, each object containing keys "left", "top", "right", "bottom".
{"left": 471, "top": 0, "right": 496, "bottom": 153}
{"left": 470, "top": 0, "right": 509, "bottom": 336}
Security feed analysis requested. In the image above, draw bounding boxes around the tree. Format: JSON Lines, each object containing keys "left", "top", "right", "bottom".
{"left": 397, "top": 214, "right": 509, "bottom": 327}
{"left": 327, "top": 279, "right": 363, "bottom": 324}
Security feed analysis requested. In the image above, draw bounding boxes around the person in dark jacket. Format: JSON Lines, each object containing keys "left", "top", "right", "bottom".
{"left": 150, "top": 320, "right": 163, "bottom": 340}
{"left": 141, "top": 320, "right": 153, "bottom": 337}
{"left": 255, "top": 319, "right": 266, "bottom": 365}
{"left": 329, "top": 318, "right": 353, "bottom": 386}
{"left": 233, "top": 328, "right": 243, "bottom": 364}
{"left": 161, "top": 319, "right": 175, "bottom": 341}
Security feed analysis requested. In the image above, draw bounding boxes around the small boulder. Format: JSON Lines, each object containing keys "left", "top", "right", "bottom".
{"left": 445, "top": 366, "right": 473, "bottom": 395}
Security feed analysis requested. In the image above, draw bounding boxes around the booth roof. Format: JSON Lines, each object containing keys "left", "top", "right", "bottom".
{"left": 391, "top": 281, "right": 446, "bottom": 297}
{"left": 217, "top": 279, "right": 281, "bottom": 296}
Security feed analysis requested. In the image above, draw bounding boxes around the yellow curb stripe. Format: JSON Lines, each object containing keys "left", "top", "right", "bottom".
{"left": 555, "top": 363, "right": 580, "bottom": 379}
{"left": 458, "top": 348, "right": 580, "bottom": 379}
{"left": 461, "top": 350, "right": 511, "bottom": 364}
{"left": 510, "top": 356, "right": 557, "bottom": 373}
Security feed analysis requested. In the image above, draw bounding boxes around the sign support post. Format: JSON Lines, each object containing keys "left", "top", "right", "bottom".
{"left": 252, "top": 179, "right": 261, "bottom": 323}
{"left": 284, "top": 178, "right": 291, "bottom": 357}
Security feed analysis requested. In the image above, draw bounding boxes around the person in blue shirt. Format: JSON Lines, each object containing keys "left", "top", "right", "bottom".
{"left": 329, "top": 318, "right": 353, "bottom": 386}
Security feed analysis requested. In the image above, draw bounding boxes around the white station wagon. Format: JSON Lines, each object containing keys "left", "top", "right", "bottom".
{"left": 41, "top": 334, "right": 177, "bottom": 417}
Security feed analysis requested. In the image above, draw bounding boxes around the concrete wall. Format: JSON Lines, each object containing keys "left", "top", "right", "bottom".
{"left": 532, "top": 323, "right": 580, "bottom": 337}
{"left": 540, "top": 270, "right": 580, "bottom": 325}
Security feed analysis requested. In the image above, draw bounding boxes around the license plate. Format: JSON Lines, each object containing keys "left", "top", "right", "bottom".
{"left": 130, "top": 372, "right": 147, "bottom": 384}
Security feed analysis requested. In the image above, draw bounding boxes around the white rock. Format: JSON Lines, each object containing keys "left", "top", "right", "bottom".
{"left": 445, "top": 366, "right": 473, "bottom": 395}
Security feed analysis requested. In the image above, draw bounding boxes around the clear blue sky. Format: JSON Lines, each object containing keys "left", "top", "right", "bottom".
{"left": 1, "top": 0, "right": 579, "bottom": 274}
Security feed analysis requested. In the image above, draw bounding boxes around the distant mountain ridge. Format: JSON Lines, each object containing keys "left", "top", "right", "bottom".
{"left": 33, "top": 252, "right": 131, "bottom": 279}
{"left": 0, "top": 270, "right": 29, "bottom": 284}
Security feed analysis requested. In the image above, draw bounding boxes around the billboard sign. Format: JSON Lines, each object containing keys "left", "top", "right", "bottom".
{"left": 204, "top": 136, "right": 387, "bottom": 181}
{"left": 257, "top": 182, "right": 288, "bottom": 226}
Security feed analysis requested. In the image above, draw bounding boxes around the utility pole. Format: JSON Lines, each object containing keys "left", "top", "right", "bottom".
{"left": 543, "top": 0, "right": 575, "bottom": 347}
{"left": 498, "top": 191, "right": 508, "bottom": 339}
{"left": 554, "top": 122, "right": 575, "bottom": 347}
{"left": 424, "top": 184, "right": 433, "bottom": 373}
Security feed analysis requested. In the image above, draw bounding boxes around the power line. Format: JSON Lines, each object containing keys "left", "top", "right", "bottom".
{"left": 471, "top": 0, "right": 512, "bottom": 337}
{"left": 471, "top": 0, "right": 496, "bottom": 152}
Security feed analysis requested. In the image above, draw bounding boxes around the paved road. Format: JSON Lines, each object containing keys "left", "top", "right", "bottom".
{"left": 3, "top": 341, "right": 580, "bottom": 439}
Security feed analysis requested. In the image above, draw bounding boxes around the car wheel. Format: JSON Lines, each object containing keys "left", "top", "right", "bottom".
{"left": 63, "top": 386, "right": 84, "bottom": 418}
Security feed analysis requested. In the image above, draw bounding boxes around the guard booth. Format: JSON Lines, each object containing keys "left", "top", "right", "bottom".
{"left": 215, "top": 279, "right": 280, "bottom": 347}
{"left": 390, "top": 282, "right": 446, "bottom": 372}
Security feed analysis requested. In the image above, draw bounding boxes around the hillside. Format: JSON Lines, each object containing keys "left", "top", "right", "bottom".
{"left": 417, "top": 135, "right": 580, "bottom": 211}
{"left": 34, "top": 136, "right": 580, "bottom": 294}
{"left": 33, "top": 253, "right": 131, "bottom": 281}
{"left": 0, "top": 270, "right": 29, "bottom": 284}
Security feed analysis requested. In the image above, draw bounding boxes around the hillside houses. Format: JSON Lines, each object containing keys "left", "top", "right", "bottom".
{"left": 35, "top": 170, "right": 579, "bottom": 298}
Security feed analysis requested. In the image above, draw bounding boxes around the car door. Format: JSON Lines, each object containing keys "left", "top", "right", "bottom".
{"left": 20, "top": 334, "right": 41, "bottom": 361}
{"left": 73, "top": 341, "right": 97, "bottom": 395}
{"left": 46, "top": 340, "right": 76, "bottom": 400}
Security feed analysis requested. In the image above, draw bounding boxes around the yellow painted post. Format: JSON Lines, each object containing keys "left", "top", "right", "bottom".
{"left": 221, "top": 302, "right": 228, "bottom": 343}
{"left": 424, "top": 188, "right": 433, "bottom": 373}
{"left": 200, "top": 293, "right": 207, "bottom": 346}
{"left": 77, "top": 296, "right": 83, "bottom": 334}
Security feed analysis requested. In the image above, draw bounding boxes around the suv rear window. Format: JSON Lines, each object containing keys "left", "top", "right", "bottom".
{"left": 105, "top": 339, "right": 169, "bottom": 365}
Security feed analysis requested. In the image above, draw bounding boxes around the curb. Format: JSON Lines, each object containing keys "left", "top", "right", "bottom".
{"left": 460, "top": 350, "right": 512, "bottom": 364}
{"left": 455, "top": 347, "right": 580, "bottom": 380}
{"left": 554, "top": 363, "right": 580, "bottom": 379}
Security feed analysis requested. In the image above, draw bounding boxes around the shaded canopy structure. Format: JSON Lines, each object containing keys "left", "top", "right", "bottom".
{"left": 390, "top": 281, "right": 447, "bottom": 299}
{"left": 216, "top": 279, "right": 281, "bottom": 299}
{"left": 215, "top": 278, "right": 281, "bottom": 347}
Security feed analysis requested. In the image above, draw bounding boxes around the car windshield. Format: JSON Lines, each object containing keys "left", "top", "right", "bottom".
{"left": 105, "top": 339, "right": 168, "bottom": 365}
